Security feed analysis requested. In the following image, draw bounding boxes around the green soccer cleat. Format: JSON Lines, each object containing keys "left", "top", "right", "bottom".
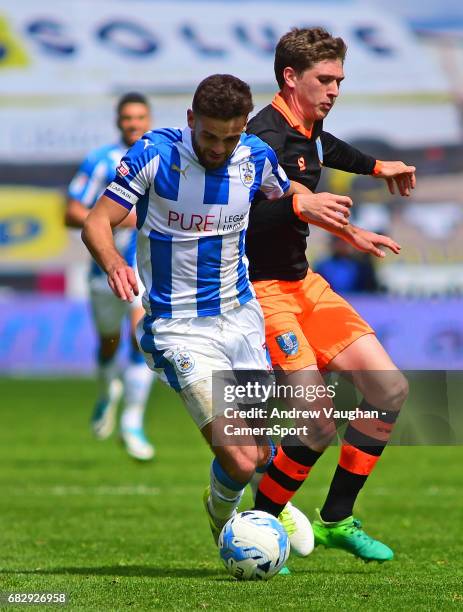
{"left": 312, "top": 509, "right": 394, "bottom": 562}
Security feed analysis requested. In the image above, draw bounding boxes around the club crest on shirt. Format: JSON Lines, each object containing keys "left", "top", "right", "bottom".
{"left": 239, "top": 161, "right": 255, "bottom": 187}
{"left": 172, "top": 350, "right": 195, "bottom": 374}
{"left": 276, "top": 332, "right": 299, "bottom": 356}
{"left": 116, "top": 160, "right": 130, "bottom": 177}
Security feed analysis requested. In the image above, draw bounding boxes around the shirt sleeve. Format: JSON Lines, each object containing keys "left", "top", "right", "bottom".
{"left": 103, "top": 139, "right": 160, "bottom": 210}
{"left": 259, "top": 145, "right": 291, "bottom": 199}
{"left": 68, "top": 154, "right": 107, "bottom": 208}
{"left": 321, "top": 131, "right": 376, "bottom": 174}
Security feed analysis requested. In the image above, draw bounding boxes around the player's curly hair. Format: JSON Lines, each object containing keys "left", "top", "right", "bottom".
{"left": 274, "top": 27, "right": 347, "bottom": 89}
{"left": 192, "top": 74, "right": 254, "bottom": 120}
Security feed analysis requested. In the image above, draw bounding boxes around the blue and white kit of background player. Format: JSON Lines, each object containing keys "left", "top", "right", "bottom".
{"left": 68, "top": 143, "right": 155, "bottom": 454}
{"left": 103, "top": 126, "right": 290, "bottom": 428}
{"left": 68, "top": 143, "right": 142, "bottom": 329}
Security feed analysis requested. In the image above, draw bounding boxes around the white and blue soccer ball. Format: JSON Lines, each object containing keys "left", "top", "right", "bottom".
{"left": 219, "top": 510, "right": 290, "bottom": 580}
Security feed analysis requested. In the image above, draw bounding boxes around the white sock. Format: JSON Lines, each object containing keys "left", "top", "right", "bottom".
{"left": 120, "top": 405, "right": 144, "bottom": 431}
{"left": 209, "top": 458, "right": 246, "bottom": 524}
{"left": 249, "top": 471, "right": 264, "bottom": 502}
{"left": 123, "top": 359, "right": 154, "bottom": 413}
{"left": 97, "top": 356, "right": 120, "bottom": 400}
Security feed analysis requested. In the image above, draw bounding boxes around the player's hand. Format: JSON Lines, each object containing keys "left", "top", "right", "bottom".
{"left": 107, "top": 261, "right": 139, "bottom": 301}
{"left": 347, "top": 227, "right": 401, "bottom": 258}
{"left": 295, "top": 192, "right": 352, "bottom": 230}
{"left": 374, "top": 161, "right": 416, "bottom": 197}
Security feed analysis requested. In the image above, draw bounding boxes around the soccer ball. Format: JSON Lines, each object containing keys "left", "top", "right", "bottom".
{"left": 219, "top": 510, "right": 290, "bottom": 580}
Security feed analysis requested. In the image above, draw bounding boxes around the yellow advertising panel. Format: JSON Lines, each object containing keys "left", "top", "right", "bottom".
{"left": 0, "top": 187, "right": 67, "bottom": 260}
{"left": 0, "top": 16, "right": 29, "bottom": 68}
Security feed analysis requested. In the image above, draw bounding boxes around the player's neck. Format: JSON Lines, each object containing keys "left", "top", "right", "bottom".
{"left": 280, "top": 90, "right": 314, "bottom": 132}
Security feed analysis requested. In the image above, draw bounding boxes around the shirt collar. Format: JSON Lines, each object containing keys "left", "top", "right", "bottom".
{"left": 271, "top": 92, "right": 313, "bottom": 139}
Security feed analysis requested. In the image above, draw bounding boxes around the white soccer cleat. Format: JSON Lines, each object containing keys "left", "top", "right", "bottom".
{"left": 121, "top": 428, "right": 155, "bottom": 461}
{"left": 91, "top": 378, "right": 123, "bottom": 440}
{"left": 278, "top": 502, "right": 314, "bottom": 557}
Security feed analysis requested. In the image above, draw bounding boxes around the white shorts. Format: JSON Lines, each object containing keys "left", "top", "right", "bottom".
{"left": 138, "top": 298, "right": 271, "bottom": 429}
{"left": 90, "top": 277, "right": 143, "bottom": 337}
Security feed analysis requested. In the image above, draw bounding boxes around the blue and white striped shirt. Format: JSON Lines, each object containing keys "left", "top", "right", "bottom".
{"left": 104, "top": 127, "right": 290, "bottom": 318}
{"left": 68, "top": 142, "right": 136, "bottom": 278}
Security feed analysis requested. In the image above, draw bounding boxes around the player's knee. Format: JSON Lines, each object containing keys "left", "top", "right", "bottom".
{"left": 384, "top": 372, "right": 409, "bottom": 412}
{"left": 363, "top": 370, "right": 408, "bottom": 412}
{"left": 300, "top": 418, "right": 336, "bottom": 450}
{"left": 221, "top": 448, "right": 258, "bottom": 483}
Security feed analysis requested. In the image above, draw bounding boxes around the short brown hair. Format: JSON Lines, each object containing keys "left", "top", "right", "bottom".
{"left": 192, "top": 74, "right": 254, "bottom": 120}
{"left": 274, "top": 27, "right": 347, "bottom": 89}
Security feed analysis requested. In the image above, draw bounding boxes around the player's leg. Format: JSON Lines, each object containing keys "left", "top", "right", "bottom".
{"left": 120, "top": 304, "right": 156, "bottom": 461}
{"left": 225, "top": 298, "right": 321, "bottom": 558}
{"left": 138, "top": 312, "right": 261, "bottom": 543}
{"left": 249, "top": 283, "right": 336, "bottom": 517}
{"left": 253, "top": 365, "right": 336, "bottom": 514}
{"left": 306, "top": 280, "right": 408, "bottom": 560}
{"left": 200, "top": 412, "right": 268, "bottom": 543}
{"left": 89, "top": 288, "right": 125, "bottom": 439}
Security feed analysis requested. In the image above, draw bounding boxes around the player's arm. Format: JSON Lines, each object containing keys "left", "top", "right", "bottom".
{"left": 82, "top": 138, "right": 157, "bottom": 299}
{"left": 251, "top": 148, "right": 352, "bottom": 232}
{"left": 372, "top": 160, "right": 416, "bottom": 197}
{"left": 65, "top": 158, "right": 136, "bottom": 229}
{"left": 82, "top": 195, "right": 138, "bottom": 301}
{"left": 326, "top": 223, "right": 401, "bottom": 258}
{"left": 286, "top": 179, "right": 352, "bottom": 230}
{"left": 289, "top": 180, "right": 399, "bottom": 257}
{"left": 66, "top": 197, "right": 136, "bottom": 229}
{"left": 322, "top": 132, "right": 416, "bottom": 196}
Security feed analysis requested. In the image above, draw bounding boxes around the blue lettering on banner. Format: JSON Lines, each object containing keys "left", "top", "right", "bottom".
{"left": 180, "top": 24, "right": 226, "bottom": 57}
{"left": 97, "top": 20, "right": 159, "bottom": 56}
{"left": 0, "top": 217, "right": 41, "bottom": 246}
{"left": 354, "top": 26, "right": 395, "bottom": 56}
{"left": 233, "top": 24, "right": 277, "bottom": 56}
{"left": 27, "top": 19, "right": 76, "bottom": 56}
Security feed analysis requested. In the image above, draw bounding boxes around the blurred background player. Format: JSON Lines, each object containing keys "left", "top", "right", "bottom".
{"left": 65, "top": 92, "right": 156, "bottom": 461}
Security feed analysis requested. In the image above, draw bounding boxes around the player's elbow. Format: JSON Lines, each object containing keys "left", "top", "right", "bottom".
{"left": 64, "top": 208, "right": 76, "bottom": 228}
{"left": 81, "top": 214, "right": 95, "bottom": 250}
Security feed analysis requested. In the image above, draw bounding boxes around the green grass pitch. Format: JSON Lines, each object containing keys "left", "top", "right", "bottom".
{"left": 0, "top": 378, "right": 462, "bottom": 610}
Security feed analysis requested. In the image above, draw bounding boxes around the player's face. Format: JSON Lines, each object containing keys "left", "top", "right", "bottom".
{"left": 187, "top": 110, "right": 247, "bottom": 170}
{"left": 118, "top": 103, "right": 151, "bottom": 147}
{"left": 292, "top": 59, "right": 344, "bottom": 123}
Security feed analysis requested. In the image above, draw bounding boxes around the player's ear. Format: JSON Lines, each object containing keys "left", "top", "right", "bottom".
{"left": 283, "top": 66, "right": 297, "bottom": 89}
{"left": 187, "top": 109, "right": 195, "bottom": 129}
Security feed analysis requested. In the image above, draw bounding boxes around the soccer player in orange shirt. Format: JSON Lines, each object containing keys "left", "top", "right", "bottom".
{"left": 247, "top": 27, "right": 416, "bottom": 561}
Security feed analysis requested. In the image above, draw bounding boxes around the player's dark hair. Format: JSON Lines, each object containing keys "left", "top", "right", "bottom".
{"left": 274, "top": 27, "right": 347, "bottom": 89}
{"left": 192, "top": 74, "right": 254, "bottom": 120}
{"left": 117, "top": 92, "right": 150, "bottom": 115}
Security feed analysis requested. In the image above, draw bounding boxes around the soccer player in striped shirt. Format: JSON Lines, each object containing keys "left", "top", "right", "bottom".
{"left": 66, "top": 93, "right": 156, "bottom": 461}
{"left": 81, "top": 74, "right": 350, "bottom": 558}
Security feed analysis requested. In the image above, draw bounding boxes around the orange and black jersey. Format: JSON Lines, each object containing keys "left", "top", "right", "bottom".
{"left": 246, "top": 94, "right": 377, "bottom": 281}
